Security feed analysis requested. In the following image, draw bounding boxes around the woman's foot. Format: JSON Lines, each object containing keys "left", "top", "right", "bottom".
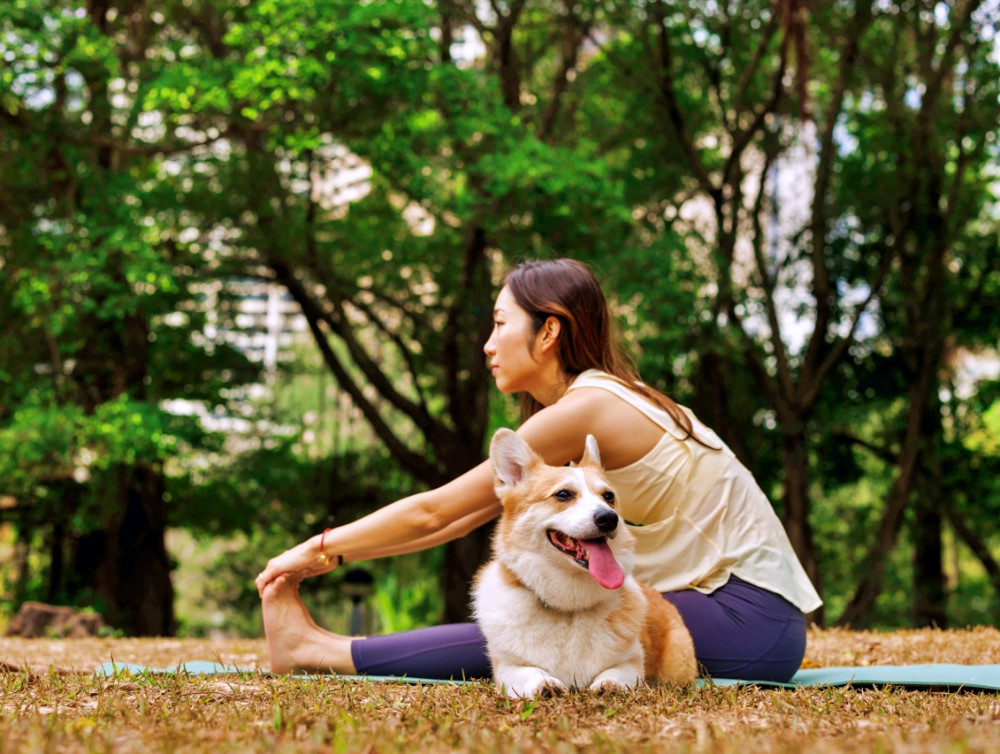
{"left": 261, "top": 575, "right": 357, "bottom": 674}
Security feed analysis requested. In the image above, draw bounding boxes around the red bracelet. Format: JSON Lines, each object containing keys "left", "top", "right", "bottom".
{"left": 318, "top": 528, "right": 343, "bottom": 567}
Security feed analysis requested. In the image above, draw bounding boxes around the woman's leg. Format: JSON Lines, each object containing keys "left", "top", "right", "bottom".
{"left": 261, "top": 574, "right": 491, "bottom": 679}
{"left": 263, "top": 570, "right": 802, "bottom": 681}
{"left": 351, "top": 623, "right": 491, "bottom": 680}
{"left": 662, "top": 575, "right": 806, "bottom": 682}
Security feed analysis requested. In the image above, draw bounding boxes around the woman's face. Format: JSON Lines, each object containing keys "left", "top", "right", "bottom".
{"left": 484, "top": 286, "right": 543, "bottom": 394}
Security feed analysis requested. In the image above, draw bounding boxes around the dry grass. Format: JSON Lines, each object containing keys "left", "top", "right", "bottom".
{"left": 1, "top": 628, "right": 999, "bottom": 753}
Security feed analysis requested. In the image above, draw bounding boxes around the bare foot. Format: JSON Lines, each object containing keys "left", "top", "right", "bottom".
{"left": 262, "top": 575, "right": 356, "bottom": 674}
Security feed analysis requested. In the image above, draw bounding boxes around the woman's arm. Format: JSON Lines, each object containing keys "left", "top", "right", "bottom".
{"left": 356, "top": 502, "right": 502, "bottom": 561}
{"left": 297, "top": 502, "right": 502, "bottom": 576}
{"left": 255, "top": 389, "right": 614, "bottom": 595}
{"left": 255, "top": 459, "right": 499, "bottom": 592}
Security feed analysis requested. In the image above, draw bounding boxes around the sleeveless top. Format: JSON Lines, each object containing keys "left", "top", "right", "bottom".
{"left": 565, "top": 369, "right": 822, "bottom": 613}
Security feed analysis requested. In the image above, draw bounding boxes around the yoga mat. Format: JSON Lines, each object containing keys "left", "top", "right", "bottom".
{"left": 93, "top": 661, "right": 472, "bottom": 685}
{"left": 93, "top": 661, "right": 1000, "bottom": 691}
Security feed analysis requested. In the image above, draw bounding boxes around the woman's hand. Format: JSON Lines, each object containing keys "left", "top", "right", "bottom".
{"left": 255, "top": 538, "right": 336, "bottom": 596}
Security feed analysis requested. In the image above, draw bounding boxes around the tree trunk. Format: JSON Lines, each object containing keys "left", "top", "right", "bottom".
{"left": 76, "top": 464, "right": 175, "bottom": 636}
{"left": 443, "top": 523, "right": 494, "bottom": 624}
{"left": 497, "top": 26, "right": 521, "bottom": 112}
{"left": 835, "top": 340, "right": 940, "bottom": 628}
{"left": 912, "top": 496, "right": 946, "bottom": 627}
{"left": 693, "top": 351, "right": 753, "bottom": 468}
{"left": 912, "top": 391, "right": 946, "bottom": 627}
{"left": 781, "top": 430, "right": 824, "bottom": 625}
{"left": 439, "top": 226, "right": 495, "bottom": 623}
{"left": 47, "top": 522, "right": 64, "bottom": 604}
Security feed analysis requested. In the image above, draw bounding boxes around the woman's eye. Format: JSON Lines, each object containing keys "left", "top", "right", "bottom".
{"left": 602, "top": 491, "right": 615, "bottom": 504}
{"left": 554, "top": 489, "right": 574, "bottom": 501}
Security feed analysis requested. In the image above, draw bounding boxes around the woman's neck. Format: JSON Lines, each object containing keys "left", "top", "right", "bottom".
{"left": 528, "top": 366, "right": 576, "bottom": 407}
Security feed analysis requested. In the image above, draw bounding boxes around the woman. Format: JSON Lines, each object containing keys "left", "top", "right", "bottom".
{"left": 255, "top": 259, "right": 821, "bottom": 683}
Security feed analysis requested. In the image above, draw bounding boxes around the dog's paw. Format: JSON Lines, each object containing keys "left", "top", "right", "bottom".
{"left": 501, "top": 675, "right": 568, "bottom": 699}
{"left": 533, "top": 677, "right": 569, "bottom": 699}
{"left": 589, "top": 678, "right": 630, "bottom": 694}
{"left": 495, "top": 665, "right": 570, "bottom": 699}
{"left": 589, "top": 670, "right": 642, "bottom": 694}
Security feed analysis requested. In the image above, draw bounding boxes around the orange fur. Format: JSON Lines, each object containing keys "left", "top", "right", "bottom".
{"left": 639, "top": 583, "right": 697, "bottom": 684}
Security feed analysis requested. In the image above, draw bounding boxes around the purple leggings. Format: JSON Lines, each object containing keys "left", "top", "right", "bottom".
{"left": 351, "top": 575, "right": 806, "bottom": 683}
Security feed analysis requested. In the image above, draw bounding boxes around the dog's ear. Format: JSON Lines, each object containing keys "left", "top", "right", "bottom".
{"left": 578, "top": 434, "right": 602, "bottom": 469}
{"left": 489, "top": 429, "right": 540, "bottom": 491}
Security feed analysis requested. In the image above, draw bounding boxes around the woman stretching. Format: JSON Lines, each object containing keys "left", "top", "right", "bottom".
{"left": 255, "top": 259, "right": 821, "bottom": 683}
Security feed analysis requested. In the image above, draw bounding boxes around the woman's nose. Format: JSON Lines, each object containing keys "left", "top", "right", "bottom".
{"left": 484, "top": 334, "right": 496, "bottom": 355}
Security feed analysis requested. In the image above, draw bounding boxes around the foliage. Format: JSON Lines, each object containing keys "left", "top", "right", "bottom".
{"left": 1, "top": 0, "right": 999, "bottom": 634}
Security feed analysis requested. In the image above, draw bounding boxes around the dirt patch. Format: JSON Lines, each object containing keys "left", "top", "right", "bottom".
{"left": 0, "top": 637, "right": 267, "bottom": 674}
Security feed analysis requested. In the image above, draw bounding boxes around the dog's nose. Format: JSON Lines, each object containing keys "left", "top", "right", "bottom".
{"left": 594, "top": 508, "right": 618, "bottom": 533}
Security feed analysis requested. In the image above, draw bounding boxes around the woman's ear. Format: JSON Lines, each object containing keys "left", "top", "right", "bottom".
{"left": 536, "top": 315, "right": 562, "bottom": 355}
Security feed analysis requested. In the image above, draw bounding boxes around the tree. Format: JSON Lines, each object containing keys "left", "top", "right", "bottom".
{"left": 828, "top": 0, "right": 1000, "bottom": 627}
{"left": 0, "top": 0, "right": 258, "bottom": 633}
{"left": 147, "top": 0, "right": 633, "bottom": 620}
{"left": 558, "top": 0, "right": 999, "bottom": 625}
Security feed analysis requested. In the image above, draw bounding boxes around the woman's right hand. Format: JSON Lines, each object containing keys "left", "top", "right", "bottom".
{"left": 255, "top": 537, "right": 337, "bottom": 596}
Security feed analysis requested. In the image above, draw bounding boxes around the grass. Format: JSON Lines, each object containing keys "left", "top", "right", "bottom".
{"left": 1, "top": 628, "right": 1000, "bottom": 753}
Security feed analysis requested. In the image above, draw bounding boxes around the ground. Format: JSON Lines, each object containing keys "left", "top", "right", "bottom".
{"left": 2, "top": 628, "right": 1000, "bottom": 753}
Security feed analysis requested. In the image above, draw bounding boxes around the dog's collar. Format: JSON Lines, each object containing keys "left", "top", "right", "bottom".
{"left": 532, "top": 589, "right": 563, "bottom": 612}
{"left": 500, "top": 563, "right": 565, "bottom": 612}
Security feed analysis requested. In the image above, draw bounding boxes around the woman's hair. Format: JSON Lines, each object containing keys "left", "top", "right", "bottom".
{"left": 503, "top": 258, "right": 705, "bottom": 445}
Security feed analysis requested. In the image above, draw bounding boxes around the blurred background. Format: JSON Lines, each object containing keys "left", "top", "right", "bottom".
{"left": 1, "top": 0, "right": 999, "bottom": 638}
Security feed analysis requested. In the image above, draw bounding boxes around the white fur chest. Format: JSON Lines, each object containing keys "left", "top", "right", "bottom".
{"left": 472, "top": 562, "right": 645, "bottom": 692}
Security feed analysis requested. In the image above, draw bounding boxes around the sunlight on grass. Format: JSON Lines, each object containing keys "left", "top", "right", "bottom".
{"left": 2, "top": 632, "right": 1000, "bottom": 753}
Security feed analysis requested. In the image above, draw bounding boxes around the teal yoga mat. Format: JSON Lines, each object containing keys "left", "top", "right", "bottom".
{"left": 94, "top": 661, "right": 472, "bottom": 685}
{"left": 94, "top": 661, "right": 1000, "bottom": 691}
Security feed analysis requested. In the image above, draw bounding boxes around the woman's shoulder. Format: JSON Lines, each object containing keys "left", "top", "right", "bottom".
{"left": 529, "top": 381, "right": 668, "bottom": 469}
{"left": 566, "top": 368, "right": 626, "bottom": 390}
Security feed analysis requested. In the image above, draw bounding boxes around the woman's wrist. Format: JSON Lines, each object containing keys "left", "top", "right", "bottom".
{"left": 315, "top": 527, "right": 343, "bottom": 567}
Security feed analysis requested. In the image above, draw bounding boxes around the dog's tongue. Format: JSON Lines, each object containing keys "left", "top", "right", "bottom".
{"left": 581, "top": 539, "right": 624, "bottom": 590}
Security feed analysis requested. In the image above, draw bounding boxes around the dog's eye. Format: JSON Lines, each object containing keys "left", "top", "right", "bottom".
{"left": 553, "top": 489, "right": 574, "bottom": 501}
{"left": 602, "top": 491, "right": 615, "bottom": 505}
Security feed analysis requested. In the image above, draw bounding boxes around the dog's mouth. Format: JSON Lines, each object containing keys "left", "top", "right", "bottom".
{"left": 547, "top": 529, "right": 625, "bottom": 590}
{"left": 548, "top": 529, "right": 593, "bottom": 568}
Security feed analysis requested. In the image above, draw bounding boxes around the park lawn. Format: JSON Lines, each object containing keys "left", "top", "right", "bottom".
{"left": 1, "top": 629, "right": 999, "bottom": 753}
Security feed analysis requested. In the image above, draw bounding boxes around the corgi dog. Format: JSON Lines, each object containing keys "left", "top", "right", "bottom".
{"left": 472, "top": 429, "right": 697, "bottom": 699}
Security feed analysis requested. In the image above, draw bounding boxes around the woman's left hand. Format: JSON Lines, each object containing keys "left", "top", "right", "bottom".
{"left": 254, "top": 539, "right": 337, "bottom": 596}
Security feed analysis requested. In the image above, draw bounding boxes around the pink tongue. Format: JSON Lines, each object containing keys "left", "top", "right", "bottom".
{"left": 580, "top": 539, "right": 624, "bottom": 590}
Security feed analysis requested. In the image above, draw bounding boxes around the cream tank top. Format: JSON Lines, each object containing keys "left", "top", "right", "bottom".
{"left": 566, "top": 369, "right": 822, "bottom": 613}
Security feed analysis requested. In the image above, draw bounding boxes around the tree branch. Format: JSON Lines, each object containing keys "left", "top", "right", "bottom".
{"left": 295, "top": 175, "right": 440, "bottom": 440}
{"left": 269, "top": 261, "right": 445, "bottom": 486}
{"left": 538, "top": 12, "right": 587, "bottom": 141}
{"left": 833, "top": 432, "right": 898, "bottom": 465}
{"left": 347, "top": 297, "right": 431, "bottom": 415}
{"left": 441, "top": 224, "right": 488, "bottom": 426}
{"left": 946, "top": 506, "right": 1000, "bottom": 604}
{"left": 57, "top": 131, "right": 235, "bottom": 157}
{"left": 835, "top": 339, "right": 941, "bottom": 627}
{"left": 733, "top": 16, "right": 780, "bottom": 112}
{"left": 722, "top": 40, "right": 787, "bottom": 189}
{"left": 327, "top": 293, "right": 443, "bottom": 443}
{"left": 651, "top": 0, "right": 717, "bottom": 195}
{"left": 800, "top": 4, "right": 873, "bottom": 399}
{"left": 749, "top": 142, "right": 795, "bottom": 401}
{"left": 921, "top": 0, "right": 987, "bottom": 117}
{"left": 800, "top": 242, "right": 894, "bottom": 408}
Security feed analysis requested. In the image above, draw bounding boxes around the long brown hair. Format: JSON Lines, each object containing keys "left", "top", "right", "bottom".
{"left": 503, "top": 259, "right": 709, "bottom": 446}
